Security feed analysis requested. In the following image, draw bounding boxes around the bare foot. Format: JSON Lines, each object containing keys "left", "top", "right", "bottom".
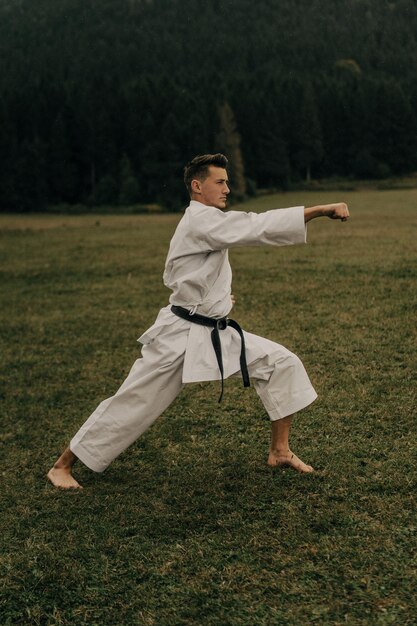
{"left": 267, "top": 449, "right": 314, "bottom": 473}
{"left": 47, "top": 467, "right": 83, "bottom": 489}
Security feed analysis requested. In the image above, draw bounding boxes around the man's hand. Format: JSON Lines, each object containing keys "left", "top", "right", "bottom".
{"left": 323, "top": 202, "right": 349, "bottom": 221}
{"left": 304, "top": 203, "right": 350, "bottom": 222}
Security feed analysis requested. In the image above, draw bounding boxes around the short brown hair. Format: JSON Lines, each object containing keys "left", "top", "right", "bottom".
{"left": 184, "top": 153, "right": 228, "bottom": 194}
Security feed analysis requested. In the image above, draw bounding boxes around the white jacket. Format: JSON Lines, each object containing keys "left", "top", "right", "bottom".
{"left": 138, "top": 201, "right": 307, "bottom": 383}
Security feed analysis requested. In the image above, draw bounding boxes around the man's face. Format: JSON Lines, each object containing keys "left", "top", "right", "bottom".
{"left": 192, "top": 166, "right": 230, "bottom": 210}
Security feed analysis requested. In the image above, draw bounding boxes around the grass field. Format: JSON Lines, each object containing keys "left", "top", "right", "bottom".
{"left": 1, "top": 189, "right": 416, "bottom": 625}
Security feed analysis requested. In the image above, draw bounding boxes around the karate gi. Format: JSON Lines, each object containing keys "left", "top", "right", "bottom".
{"left": 70, "top": 201, "right": 317, "bottom": 472}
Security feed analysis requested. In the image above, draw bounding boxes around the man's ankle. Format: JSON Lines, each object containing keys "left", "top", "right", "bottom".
{"left": 53, "top": 461, "right": 73, "bottom": 471}
{"left": 270, "top": 447, "right": 290, "bottom": 455}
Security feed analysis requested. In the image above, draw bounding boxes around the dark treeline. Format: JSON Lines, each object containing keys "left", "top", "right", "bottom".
{"left": 1, "top": 0, "right": 417, "bottom": 211}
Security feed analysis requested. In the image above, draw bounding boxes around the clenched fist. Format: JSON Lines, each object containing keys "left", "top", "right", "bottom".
{"left": 304, "top": 203, "right": 350, "bottom": 223}
{"left": 324, "top": 203, "right": 349, "bottom": 221}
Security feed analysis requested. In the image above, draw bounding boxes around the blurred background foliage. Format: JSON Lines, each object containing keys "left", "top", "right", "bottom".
{"left": 1, "top": 0, "right": 417, "bottom": 211}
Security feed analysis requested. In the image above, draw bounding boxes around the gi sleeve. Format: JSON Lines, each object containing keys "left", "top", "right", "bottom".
{"left": 191, "top": 205, "right": 307, "bottom": 251}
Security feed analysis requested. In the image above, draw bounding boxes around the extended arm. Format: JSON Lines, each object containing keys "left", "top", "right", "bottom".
{"left": 304, "top": 203, "right": 349, "bottom": 222}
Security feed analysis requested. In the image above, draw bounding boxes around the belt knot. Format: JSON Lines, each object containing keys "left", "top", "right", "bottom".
{"left": 171, "top": 305, "right": 250, "bottom": 402}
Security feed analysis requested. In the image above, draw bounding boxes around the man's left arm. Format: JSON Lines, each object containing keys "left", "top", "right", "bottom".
{"left": 304, "top": 203, "right": 350, "bottom": 222}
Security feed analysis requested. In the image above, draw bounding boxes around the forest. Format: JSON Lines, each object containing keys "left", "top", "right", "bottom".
{"left": 1, "top": 0, "right": 417, "bottom": 211}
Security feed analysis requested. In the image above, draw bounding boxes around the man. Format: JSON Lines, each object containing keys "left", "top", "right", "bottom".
{"left": 48, "top": 153, "right": 349, "bottom": 488}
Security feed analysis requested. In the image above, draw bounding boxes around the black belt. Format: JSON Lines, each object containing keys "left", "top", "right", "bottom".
{"left": 171, "top": 305, "right": 250, "bottom": 402}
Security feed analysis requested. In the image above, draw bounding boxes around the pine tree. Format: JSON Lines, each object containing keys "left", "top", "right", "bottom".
{"left": 94, "top": 174, "right": 118, "bottom": 206}
{"left": 215, "top": 102, "right": 247, "bottom": 198}
{"left": 47, "top": 109, "right": 77, "bottom": 203}
{"left": 119, "top": 154, "right": 140, "bottom": 206}
{"left": 372, "top": 80, "right": 417, "bottom": 174}
{"left": 294, "top": 82, "right": 323, "bottom": 182}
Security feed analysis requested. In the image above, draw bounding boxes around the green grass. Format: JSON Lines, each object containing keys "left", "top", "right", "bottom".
{"left": 1, "top": 189, "right": 416, "bottom": 625}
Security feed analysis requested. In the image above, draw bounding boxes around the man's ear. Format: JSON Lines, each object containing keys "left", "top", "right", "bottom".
{"left": 191, "top": 179, "right": 201, "bottom": 195}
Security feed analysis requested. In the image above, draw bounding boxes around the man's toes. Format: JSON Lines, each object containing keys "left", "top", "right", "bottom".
{"left": 268, "top": 452, "right": 314, "bottom": 473}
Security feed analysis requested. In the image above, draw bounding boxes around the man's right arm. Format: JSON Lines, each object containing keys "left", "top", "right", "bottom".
{"left": 304, "top": 203, "right": 349, "bottom": 222}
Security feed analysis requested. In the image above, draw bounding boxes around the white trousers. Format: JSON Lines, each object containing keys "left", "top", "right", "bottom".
{"left": 70, "top": 330, "right": 317, "bottom": 473}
